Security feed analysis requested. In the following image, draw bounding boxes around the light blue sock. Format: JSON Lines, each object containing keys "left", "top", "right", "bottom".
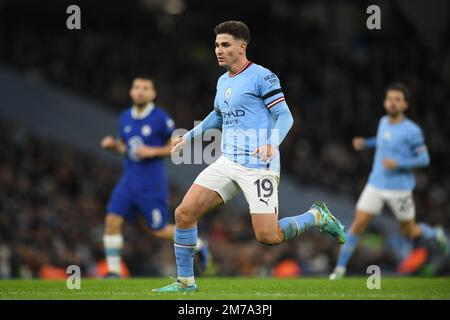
{"left": 174, "top": 227, "right": 197, "bottom": 278}
{"left": 279, "top": 211, "right": 316, "bottom": 240}
{"left": 336, "top": 232, "right": 359, "bottom": 268}
{"left": 419, "top": 223, "right": 437, "bottom": 241}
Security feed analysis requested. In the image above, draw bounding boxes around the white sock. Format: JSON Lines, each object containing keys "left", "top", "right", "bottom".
{"left": 103, "top": 234, "right": 123, "bottom": 274}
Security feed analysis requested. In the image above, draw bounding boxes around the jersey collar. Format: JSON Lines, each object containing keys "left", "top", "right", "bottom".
{"left": 228, "top": 60, "right": 253, "bottom": 77}
{"left": 131, "top": 102, "right": 154, "bottom": 120}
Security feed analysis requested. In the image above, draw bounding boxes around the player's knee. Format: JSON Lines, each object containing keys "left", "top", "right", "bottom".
{"left": 400, "top": 224, "right": 415, "bottom": 239}
{"left": 255, "top": 231, "right": 282, "bottom": 246}
{"left": 175, "top": 205, "right": 196, "bottom": 227}
{"left": 105, "top": 215, "right": 122, "bottom": 234}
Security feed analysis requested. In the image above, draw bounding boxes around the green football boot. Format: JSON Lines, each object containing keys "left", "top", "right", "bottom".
{"left": 152, "top": 279, "right": 198, "bottom": 293}
{"left": 311, "top": 201, "right": 346, "bottom": 244}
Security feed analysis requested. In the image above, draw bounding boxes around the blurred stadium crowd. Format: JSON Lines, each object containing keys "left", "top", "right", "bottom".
{"left": 0, "top": 1, "right": 449, "bottom": 278}
{"left": 0, "top": 117, "right": 417, "bottom": 278}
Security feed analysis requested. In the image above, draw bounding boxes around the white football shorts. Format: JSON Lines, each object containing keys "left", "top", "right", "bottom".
{"left": 194, "top": 156, "right": 279, "bottom": 214}
{"left": 356, "top": 184, "right": 415, "bottom": 221}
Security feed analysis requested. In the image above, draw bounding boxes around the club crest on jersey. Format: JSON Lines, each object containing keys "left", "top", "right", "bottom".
{"left": 124, "top": 125, "right": 132, "bottom": 133}
{"left": 141, "top": 125, "right": 152, "bottom": 136}
{"left": 383, "top": 130, "right": 391, "bottom": 141}
{"left": 224, "top": 87, "right": 232, "bottom": 99}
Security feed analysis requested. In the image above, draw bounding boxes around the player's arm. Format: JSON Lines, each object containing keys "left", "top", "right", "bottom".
{"left": 352, "top": 136, "right": 376, "bottom": 151}
{"left": 268, "top": 102, "right": 294, "bottom": 146}
{"left": 252, "top": 70, "right": 293, "bottom": 161}
{"left": 253, "top": 102, "right": 294, "bottom": 161}
{"left": 383, "top": 128, "right": 430, "bottom": 170}
{"left": 135, "top": 139, "right": 172, "bottom": 159}
{"left": 101, "top": 113, "right": 128, "bottom": 155}
{"left": 101, "top": 136, "right": 126, "bottom": 155}
{"left": 172, "top": 108, "right": 223, "bottom": 153}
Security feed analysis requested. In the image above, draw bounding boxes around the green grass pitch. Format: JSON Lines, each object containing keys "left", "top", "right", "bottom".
{"left": 1, "top": 277, "right": 450, "bottom": 300}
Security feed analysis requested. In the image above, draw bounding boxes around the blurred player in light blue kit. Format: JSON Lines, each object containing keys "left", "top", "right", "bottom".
{"left": 330, "top": 83, "right": 449, "bottom": 279}
{"left": 101, "top": 76, "right": 208, "bottom": 278}
{"left": 154, "top": 21, "right": 346, "bottom": 293}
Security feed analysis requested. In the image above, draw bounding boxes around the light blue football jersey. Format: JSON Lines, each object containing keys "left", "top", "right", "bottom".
{"left": 368, "top": 116, "right": 429, "bottom": 190}
{"left": 214, "top": 61, "right": 287, "bottom": 173}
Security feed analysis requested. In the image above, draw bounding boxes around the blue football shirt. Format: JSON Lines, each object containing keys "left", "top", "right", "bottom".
{"left": 119, "top": 103, "right": 175, "bottom": 192}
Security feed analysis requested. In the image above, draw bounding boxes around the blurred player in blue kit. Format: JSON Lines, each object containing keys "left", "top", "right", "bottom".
{"left": 330, "top": 83, "right": 449, "bottom": 279}
{"left": 101, "top": 76, "right": 208, "bottom": 278}
{"left": 153, "top": 21, "right": 346, "bottom": 293}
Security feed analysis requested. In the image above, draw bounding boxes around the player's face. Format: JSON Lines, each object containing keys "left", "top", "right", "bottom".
{"left": 384, "top": 90, "right": 408, "bottom": 117}
{"left": 129, "top": 79, "right": 156, "bottom": 106}
{"left": 215, "top": 33, "right": 246, "bottom": 68}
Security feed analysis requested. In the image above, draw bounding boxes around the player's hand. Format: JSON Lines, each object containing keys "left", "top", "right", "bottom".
{"left": 171, "top": 136, "right": 187, "bottom": 154}
{"left": 135, "top": 146, "right": 158, "bottom": 159}
{"left": 101, "top": 135, "right": 117, "bottom": 150}
{"left": 352, "top": 137, "right": 365, "bottom": 151}
{"left": 251, "top": 144, "right": 277, "bottom": 162}
{"left": 383, "top": 158, "right": 398, "bottom": 170}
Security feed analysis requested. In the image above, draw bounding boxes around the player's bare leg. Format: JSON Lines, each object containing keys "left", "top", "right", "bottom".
{"left": 349, "top": 209, "right": 373, "bottom": 235}
{"left": 400, "top": 219, "right": 449, "bottom": 254}
{"left": 153, "top": 184, "right": 223, "bottom": 292}
{"left": 330, "top": 209, "right": 373, "bottom": 279}
{"left": 175, "top": 184, "right": 223, "bottom": 228}
{"left": 152, "top": 224, "right": 175, "bottom": 241}
{"left": 103, "top": 214, "right": 124, "bottom": 277}
{"left": 399, "top": 219, "right": 421, "bottom": 239}
{"left": 251, "top": 213, "right": 284, "bottom": 245}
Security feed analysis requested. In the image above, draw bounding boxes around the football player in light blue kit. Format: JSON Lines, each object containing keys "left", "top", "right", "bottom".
{"left": 154, "top": 21, "right": 346, "bottom": 293}
{"left": 101, "top": 76, "right": 208, "bottom": 278}
{"left": 330, "top": 83, "right": 449, "bottom": 279}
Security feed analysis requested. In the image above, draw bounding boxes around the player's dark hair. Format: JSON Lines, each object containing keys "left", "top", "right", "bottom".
{"left": 133, "top": 75, "right": 155, "bottom": 85}
{"left": 385, "top": 82, "right": 410, "bottom": 102}
{"left": 214, "top": 21, "right": 250, "bottom": 44}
